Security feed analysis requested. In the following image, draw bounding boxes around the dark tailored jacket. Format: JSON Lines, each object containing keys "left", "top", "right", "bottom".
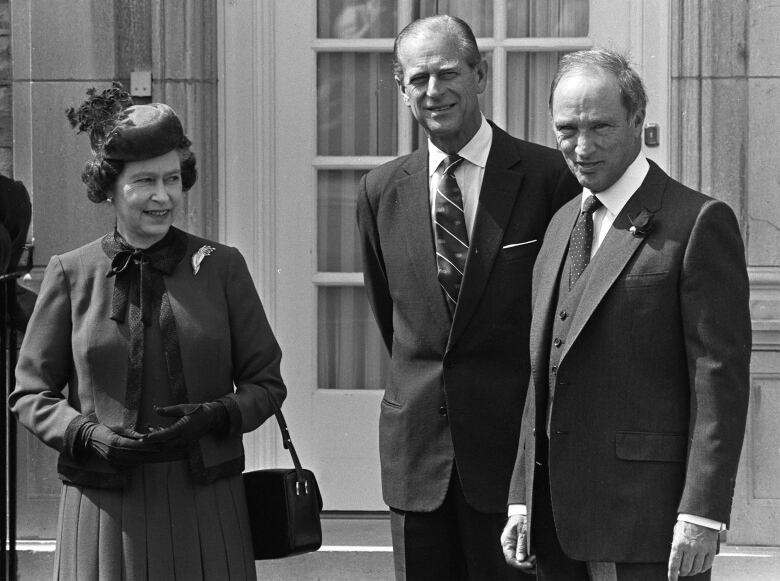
{"left": 508, "top": 161, "right": 751, "bottom": 561}
{"left": 0, "top": 175, "right": 31, "bottom": 274}
{"left": 357, "top": 122, "right": 580, "bottom": 513}
{"left": 10, "top": 231, "right": 286, "bottom": 488}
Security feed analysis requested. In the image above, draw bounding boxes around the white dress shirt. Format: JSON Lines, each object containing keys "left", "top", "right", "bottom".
{"left": 586, "top": 153, "right": 650, "bottom": 257}
{"left": 508, "top": 154, "right": 725, "bottom": 532}
{"left": 428, "top": 115, "right": 492, "bottom": 241}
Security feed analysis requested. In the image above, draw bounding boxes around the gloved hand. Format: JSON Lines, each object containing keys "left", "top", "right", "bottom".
{"left": 78, "top": 422, "right": 161, "bottom": 468}
{"left": 144, "top": 402, "right": 229, "bottom": 446}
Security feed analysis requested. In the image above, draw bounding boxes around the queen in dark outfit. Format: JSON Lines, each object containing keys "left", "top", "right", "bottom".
{"left": 9, "top": 84, "right": 284, "bottom": 580}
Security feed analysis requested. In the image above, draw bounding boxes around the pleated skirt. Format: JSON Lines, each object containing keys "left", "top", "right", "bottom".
{"left": 53, "top": 460, "right": 257, "bottom": 581}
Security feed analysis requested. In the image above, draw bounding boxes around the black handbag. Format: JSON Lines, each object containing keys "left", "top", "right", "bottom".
{"left": 243, "top": 396, "right": 323, "bottom": 560}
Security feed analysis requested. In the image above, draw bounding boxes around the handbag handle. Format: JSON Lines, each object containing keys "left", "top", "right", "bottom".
{"left": 266, "top": 394, "right": 310, "bottom": 493}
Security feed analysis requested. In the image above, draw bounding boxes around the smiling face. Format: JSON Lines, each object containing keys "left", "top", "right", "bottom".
{"left": 552, "top": 68, "right": 644, "bottom": 192}
{"left": 396, "top": 30, "right": 487, "bottom": 153}
{"left": 111, "top": 150, "right": 183, "bottom": 248}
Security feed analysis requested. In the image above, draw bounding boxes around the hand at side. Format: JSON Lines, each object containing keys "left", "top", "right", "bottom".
{"left": 501, "top": 514, "right": 536, "bottom": 573}
{"left": 667, "top": 521, "right": 718, "bottom": 581}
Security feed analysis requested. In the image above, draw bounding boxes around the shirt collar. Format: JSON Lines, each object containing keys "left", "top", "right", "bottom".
{"left": 583, "top": 153, "right": 650, "bottom": 216}
{"left": 428, "top": 115, "right": 492, "bottom": 177}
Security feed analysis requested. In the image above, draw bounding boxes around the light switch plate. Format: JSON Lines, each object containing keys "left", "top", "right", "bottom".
{"left": 130, "top": 71, "right": 152, "bottom": 97}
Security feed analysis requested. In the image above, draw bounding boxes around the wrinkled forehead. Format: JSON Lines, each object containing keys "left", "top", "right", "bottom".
{"left": 552, "top": 69, "right": 624, "bottom": 114}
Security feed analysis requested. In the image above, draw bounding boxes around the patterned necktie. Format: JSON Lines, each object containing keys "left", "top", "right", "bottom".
{"left": 434, "top": 154, "right": 468, "bottom": 315}
{"left": 568, "top": 194, "right": 603, "bottom": 289}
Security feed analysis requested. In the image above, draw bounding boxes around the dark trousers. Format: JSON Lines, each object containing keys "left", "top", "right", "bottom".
{"left": 532, "top": 446, "right": 711, "bottom": 581}
{"left": 389, "top": 466, "right": 525, "bottom": 581}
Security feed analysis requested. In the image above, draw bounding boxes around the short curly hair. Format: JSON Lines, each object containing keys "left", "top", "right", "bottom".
{"left": 81, "top": 138, "right": 198, "bottom": 203}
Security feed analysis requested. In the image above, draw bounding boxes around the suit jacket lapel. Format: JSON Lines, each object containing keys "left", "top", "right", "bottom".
{"left": 448, "top": 126, "right": 525, "bottom": 348}
{"left": 398, "top": 148, "right": 452, "bottom": 330}
{"left": 559, "top": 162, "right": 667, "bottom": 362}
{"left": 530, "top": 198, "right": 580, "bottom": 393}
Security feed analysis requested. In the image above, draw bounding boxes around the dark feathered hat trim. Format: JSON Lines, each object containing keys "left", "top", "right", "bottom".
{"left": 66, "top": 82, "right": 134, "bottom": 153}
{"left": 67, "top": 82, "right": 187, "bottom": 161}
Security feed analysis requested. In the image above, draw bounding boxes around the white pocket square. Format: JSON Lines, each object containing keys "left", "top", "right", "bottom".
{"left": 502, "top": 240, "right": 538, "bottom": 249}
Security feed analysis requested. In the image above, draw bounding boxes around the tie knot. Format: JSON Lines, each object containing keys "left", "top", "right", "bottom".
{"left": 438, "top": 155, "right": 464, "bottom": 176}
{"left": 581, "top": 194, "right": 602, "bottom": 215}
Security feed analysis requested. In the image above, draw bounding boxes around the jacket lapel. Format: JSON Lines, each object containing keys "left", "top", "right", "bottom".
{"left": 398, "top": 148, "right": 452, "bottom": 331}
{"left": 559, "top": 162, "right": 667, "bottom": 363}
{"left": 529, "top": 198, "right": 580, "bottom": 393}
{"left": 448, "top": 126, "right": 525, "bottom": 348}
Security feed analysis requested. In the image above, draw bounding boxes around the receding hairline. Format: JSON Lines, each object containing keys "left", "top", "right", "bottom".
{"left": 549, "top": 49, "right": 648, "bottom": 119}
{"left": 393, "top": 15, "right": 481, "bottom": 80}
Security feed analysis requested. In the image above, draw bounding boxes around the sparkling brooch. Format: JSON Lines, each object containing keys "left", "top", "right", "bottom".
{"left": 191, "top": 245, "right": 215, "bottom": 275}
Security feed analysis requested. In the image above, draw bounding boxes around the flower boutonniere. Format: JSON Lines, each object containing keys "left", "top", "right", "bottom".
{"left": 191, "top": 245, "right": 215, "bottom": 275}
{"left": 628, "top": 209, "right": 655, "bottom": 237}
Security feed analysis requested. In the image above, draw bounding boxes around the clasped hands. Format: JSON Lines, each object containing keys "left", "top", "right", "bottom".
{"left": 500, "top": 515, "right": 718, "bottom": 580}
{"left": 79, "top": 402, "right": 228, "bottom": 468}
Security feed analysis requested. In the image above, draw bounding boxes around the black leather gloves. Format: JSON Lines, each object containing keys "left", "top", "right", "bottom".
{"left": 144, "top": 401, "right": 230, "bottom": 446}
{"left": 75, "top": 422, "right": 161, "bottom": 467}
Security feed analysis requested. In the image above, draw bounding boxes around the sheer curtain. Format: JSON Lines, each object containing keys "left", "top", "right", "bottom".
{"left": 506, "top": 0, "right": 589, "bottom": 146}
{"left": 317, "top": 170, "right": 389, "bottom": 390}
{"left": 316, "top": 0, "right": 588, "bottom": 390}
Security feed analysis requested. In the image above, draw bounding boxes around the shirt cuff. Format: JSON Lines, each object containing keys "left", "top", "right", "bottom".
{"left": 678, "top": 513, "right": 726, "bottom": 531}
{"left": 507, "top": 504, "right": 527, "bottom": 517}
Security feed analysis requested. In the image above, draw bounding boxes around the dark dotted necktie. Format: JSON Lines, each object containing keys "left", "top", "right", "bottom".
{"left": 434, "top": 155, "right": 468, "bottom": 315}
{"left": 568, "top": 194, "right": 603, "bottom": 289}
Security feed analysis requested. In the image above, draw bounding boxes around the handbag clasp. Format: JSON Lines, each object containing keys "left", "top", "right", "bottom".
{"left": 296, "top": 479, "right": 310, "bottom": 496}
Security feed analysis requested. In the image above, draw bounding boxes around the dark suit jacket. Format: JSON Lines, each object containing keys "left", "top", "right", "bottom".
{"left": 357, "top": 123, "right": 579, "bottom": 513}
{"left": 0, "top": 175, "right": 31, "bottom": 274}
{"left": 508, "top": 161, "right": 751, "bottom": 561}
{"left": 11, "top": 231, "right": 286, "bottom": 487}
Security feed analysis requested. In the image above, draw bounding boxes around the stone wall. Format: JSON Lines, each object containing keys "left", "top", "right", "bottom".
{"left": 670, "top": 0, "right": 780, "bottom": 269}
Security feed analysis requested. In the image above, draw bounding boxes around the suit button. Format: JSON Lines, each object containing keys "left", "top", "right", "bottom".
{"left": 559, "top": 310, "right": 568, "bottom": 320}
{"left": 553, "top": 338, "right": 563, "bottom": 347}
{"left": 439, "top": 406, "right": 448, "bottom": 416}
{"left": 551, "top": 365, "right": 558, "bottom": 373}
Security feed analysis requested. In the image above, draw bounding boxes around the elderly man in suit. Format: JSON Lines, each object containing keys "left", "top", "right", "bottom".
{"left": 357, "top": 14, "right": 578, "bottom": 581}
{"left": 500, "top": 48, "right": 751, "bottom": 581}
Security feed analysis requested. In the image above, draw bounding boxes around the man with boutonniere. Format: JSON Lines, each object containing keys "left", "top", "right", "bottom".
{"left": 500, "top": 49, "right": 751, "bottom": 581}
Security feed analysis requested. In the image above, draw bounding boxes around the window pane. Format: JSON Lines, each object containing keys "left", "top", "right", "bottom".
{"left": 507, "top": 0, "right": 589, "bottom": 37}
{"left": 416, "top": 0, "right": 493, "bottom": 36}
{"left": 506, "top": 52, "right": 562, "bottom": 148}
{"left": 318, "top": 287, "right": 389, "bottom": 389}
{"left": 318, "top": 170, "right": 365, "bottom": 272}
{"left": 317, "top": 0, "right": 398, "bottom": 38}
{"left": 318, "top": 53, "right": 398, "bottom": 155}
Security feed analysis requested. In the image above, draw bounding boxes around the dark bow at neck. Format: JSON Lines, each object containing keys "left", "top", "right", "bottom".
{"left": 101, "top": 227, "right": 187, "bottom": 325}
{"left": 100, "top": 226, "right": 190, "bottom": 431}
